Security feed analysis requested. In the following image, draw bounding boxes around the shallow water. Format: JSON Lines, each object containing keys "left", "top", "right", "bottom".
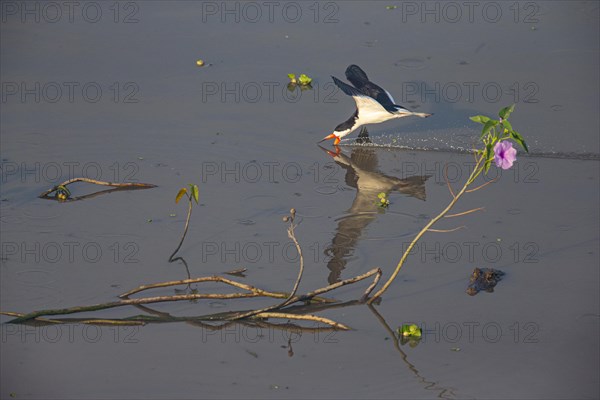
{"left": 1, "top": 1, "right": 599, "bottom": 399}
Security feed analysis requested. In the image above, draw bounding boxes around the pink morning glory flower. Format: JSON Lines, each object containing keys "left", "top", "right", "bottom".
{"left": 494, "top": 141, "right": 517, "bottom": 170}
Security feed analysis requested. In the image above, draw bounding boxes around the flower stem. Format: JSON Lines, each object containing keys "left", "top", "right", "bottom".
{"left": 367, "top": 156, "right": 484, "bottom": 304}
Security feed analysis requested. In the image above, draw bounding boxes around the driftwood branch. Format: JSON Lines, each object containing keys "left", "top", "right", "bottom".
{"left": 3, "top": 204, "right": 383, "bottom": 329}
{"left": 3, "top": 267, "right": 382, "bottom": 326}
{"left": 39, "top": 177, "right": 156, "bottom": 198}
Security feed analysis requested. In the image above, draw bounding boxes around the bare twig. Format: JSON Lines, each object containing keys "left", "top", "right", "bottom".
{"left": 444, "top": 164, "right": 456, "bottom": 198}
{"left": 360, "top": 268, "right": 382, "bottom": 302}
{"left": 229, "top": 209, "right": 306, "bottom": 320}
{"left": 280, "top": 212, "right": 304, "bottom": 307}
{"left": 39, "top": 177, "right": 156, "bottom": 198}
{"left": 81, "top": 319, "right": 146, "bottom": 326}
{"left": 444, "top": 207, "right": 485, "bottom": 218}
{"left": 120, "top": 276, "right": 282, "bottom": 299}
{"left": 427, "top": 226, "right": 466, "bottom": 233}
{"left": 251, "top": 312, "right": 350, "bottom": 330}
{"left": 284, "top": 268, "right": 382, "bottom": 305}
{"left": 8, "top": 293, "right": 264, "bottom": 323}
{"left": 119, "top": 275, "right": 334, "bottom": 303}
{"left": 466, "top": 177, "right": 498, "bottom": 193}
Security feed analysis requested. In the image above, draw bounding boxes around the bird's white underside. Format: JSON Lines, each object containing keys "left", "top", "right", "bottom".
{"left": 336, "top": 95, "right": 414, "bottom": 139}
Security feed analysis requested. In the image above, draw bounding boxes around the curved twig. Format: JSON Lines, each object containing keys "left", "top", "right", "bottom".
{"left": 367, "top": 157, "right": 484, "bottom": 303}
{"left": 444, "top": 164, "right": 456, "bottom": 198}
{"left": 229, "top": 214, "right": 305, "bottom": 320}
{"left": 251, "top": 312, "right": 350, "bottom": 330}
{"left": 39, "top": 177, "right": 156, "bottom": 198}
{"left": 119, "top": 275, "right": 334, "bottom": 303}
{"left": 169, "top": 198, "right": 193, "bottom": 262}
{"left": 444, "top": 207, "right": 485, "bottom": 218}
{"left": 427, "top": 226, "right": 466, "bottom": 233}
{"left": 466, "top": 177, "right": 499, "bottom": 193}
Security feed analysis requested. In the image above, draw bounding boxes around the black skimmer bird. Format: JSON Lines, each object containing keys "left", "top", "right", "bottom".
{"left": 320, "top": 65, "right": 432, "bottom": 145}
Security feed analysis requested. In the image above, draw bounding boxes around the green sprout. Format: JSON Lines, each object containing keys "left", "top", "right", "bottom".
{"left": 287, "top": 73, "right": 313, "bottom": 91}
{"left": 397, "top": 324, "right": 422, "bottom": 347}
{"left": 298, "top": 74, "right": 312, "bottom": 86}
{"left": 170, "top": 184, "right": 199, "bottom": 262}
{"left": 399, "top": 324, "right": 422, "bottom": 338}
{"left": 175, "top": 184, "right": 199, "bottom": 205}
{"left": 377, "top": 192, "right": 390, "bottom": 208}
{"left": 55, "top": 185, "right": 71, "bottom": 201}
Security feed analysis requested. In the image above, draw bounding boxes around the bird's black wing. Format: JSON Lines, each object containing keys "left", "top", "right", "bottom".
{"left": 331, "top": 76, "right": 366, "bottom": 98}
{"left": 344, "top": 65, "right": 399, "bottom": 113}
{"left": 345, "top": 65, "right": 370, "bottom": 89}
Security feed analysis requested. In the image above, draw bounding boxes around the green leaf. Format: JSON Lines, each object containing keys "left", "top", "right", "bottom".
{"left": 287, "top": 73, "right": 296, "bottom": 83}
{"left": 483, "top": 143, "right": 494, "bottom": 173}
{"left": 57, "top": 185, "right": 71, "bottom": 197}
{"left": 398, "top": 324, "right": 422, "bottom": 338}
{"left": 191, "top": 184, "right": 199, "bottom": 204}
{"left": 469, "top": 115, "right": 491, "bottom": 124}
{"left": 481, "top": 119, "right": 498, "bottom": 138}
{"left": 298, "top": 74, "right": 312, "bottom": 85}
{"left": 501, "top": 120, "right": 513, "bottom": 133}
{"left": 175, "top": 188, "right": 187, "bottom": 204}
{"left": 484, "top": 157, "right": 493, "bottom": 173}
{"left": 510, "top": 130, "right": 529, "bottom": 153}
{"left": 484, "top": 143, "right": 492, "bottom": 158}
{"left": 499, "top": 104, "right": 515, "bottom": 120}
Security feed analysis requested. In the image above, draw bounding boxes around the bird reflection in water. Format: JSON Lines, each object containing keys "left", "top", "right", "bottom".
{"left": 319, "top": 145, "right": 430, "bottom": 284}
